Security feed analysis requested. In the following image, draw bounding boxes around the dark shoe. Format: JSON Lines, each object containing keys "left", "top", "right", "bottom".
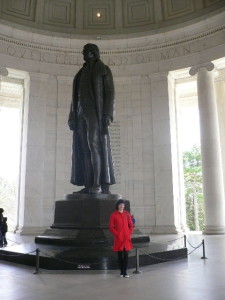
{"left": 73, "top": 187, "right": 89, "bottom": 194}
{"left": 89, "top": 186, "right": 102, "bottom": 194}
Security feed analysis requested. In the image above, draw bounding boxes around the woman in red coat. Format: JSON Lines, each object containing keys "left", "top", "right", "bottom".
{"left": 109, "top": 199, "right": 133, "bottom": 278}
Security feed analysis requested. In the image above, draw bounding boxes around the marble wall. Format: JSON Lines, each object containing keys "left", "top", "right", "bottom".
{"left": 0, "top": 9, "right": 225, "bottom": 234}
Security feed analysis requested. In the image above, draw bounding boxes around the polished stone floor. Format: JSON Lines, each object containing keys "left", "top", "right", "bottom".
{"left": 0, "top": 233, "right": 224, "bottom": 300}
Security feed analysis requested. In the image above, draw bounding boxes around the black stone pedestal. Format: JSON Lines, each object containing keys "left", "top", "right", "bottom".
{"left": 52, "top": 193, "right": 124, "bottom": 229}
{"left": 36, "top": 194, "right": 149, "bottom": 245}
{"left": 0, "top": 194, "right": 187, "bottom": 271}
{"left": 34, "top": 194, "right": 150, "bottom": 269}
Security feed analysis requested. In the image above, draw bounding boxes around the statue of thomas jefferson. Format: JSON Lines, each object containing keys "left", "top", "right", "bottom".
{"left": 68, "top": 44, "right": 115, "bottom": 194}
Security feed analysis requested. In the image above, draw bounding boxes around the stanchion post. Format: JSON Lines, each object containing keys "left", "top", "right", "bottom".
{"left": 184, "top": 235, "right": 187, "bottom": 248}
{"left": 201, "top": 239, "right": 208, "bottom": 259}
{"left": 133, "top": 248, "right": 141, "bottom": 274}
{"left": 34, "top": 248, "right": 40, "bottom": 274}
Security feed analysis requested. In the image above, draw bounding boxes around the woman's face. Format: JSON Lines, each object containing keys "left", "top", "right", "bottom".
{"left": 118, "top": 203, "right": 125, "bottom": 211}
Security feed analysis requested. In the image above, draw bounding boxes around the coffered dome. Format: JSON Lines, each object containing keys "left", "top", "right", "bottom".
{"left": 0, "top": 0, "right": 224, "bottom": 37}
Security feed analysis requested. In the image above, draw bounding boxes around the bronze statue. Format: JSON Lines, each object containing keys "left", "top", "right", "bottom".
{"left": 68, "top": 44, "right": 115, "bottom": 194}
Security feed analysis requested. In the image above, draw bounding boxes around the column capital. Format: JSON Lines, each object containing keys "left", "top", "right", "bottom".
{"left": 0, "top": 67, "right": 8, "bottom": 76}
{"left": 189, "top": 62, "right": 214, "bottom": 76}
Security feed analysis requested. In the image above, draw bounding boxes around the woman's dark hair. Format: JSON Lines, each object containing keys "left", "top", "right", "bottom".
{"left": 116, "top": 199, "right": 125, "bottom": 210}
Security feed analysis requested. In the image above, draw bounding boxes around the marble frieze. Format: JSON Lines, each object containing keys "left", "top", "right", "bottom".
{"left": 0, "top": 23, "right": 224, "bottom": 68}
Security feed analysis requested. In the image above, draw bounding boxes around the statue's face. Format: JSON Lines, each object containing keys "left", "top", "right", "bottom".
{"left": 82, "top": 47, "right": 95, "bottom": 62}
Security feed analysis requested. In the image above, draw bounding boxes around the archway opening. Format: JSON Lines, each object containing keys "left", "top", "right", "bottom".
{"left": 0, "top": 79, "right": 23, "bottom": 231}
{"left": 176, "top": 80, "right": 205, "bottom": 231}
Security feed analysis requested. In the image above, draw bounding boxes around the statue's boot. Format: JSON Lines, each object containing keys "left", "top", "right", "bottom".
{"left": 101, "top": 184, "right": 110, "bottom": 194}
{"left": 89, "top": 185, "right": 102, "bottom": 194}
{"left": 73, "top": 187, "right": 89, "bottom": 194}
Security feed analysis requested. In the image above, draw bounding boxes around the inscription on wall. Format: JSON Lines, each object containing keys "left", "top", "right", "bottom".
{"left": 0, "top": 25, "right": 225, "bottom": 66}
{"left": 2, "top": 43, "right": 191, "bottom": 66}
{"left": 103, "top": 46, "right": 191, "bottom": 66}
{"left": 109, "top": 121, "right": 121, "bottom": 184}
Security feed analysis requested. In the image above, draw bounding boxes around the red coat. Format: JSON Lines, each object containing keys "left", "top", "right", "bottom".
{"left": 109, "top": 210, "right": 133, "bottom": 251}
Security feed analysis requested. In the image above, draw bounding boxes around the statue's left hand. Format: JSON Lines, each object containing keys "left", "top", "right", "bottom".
{"left": 68, "top": 119, "right": 76, "bottom": 131}
{"left": 103, "top": 115, "right": 111, "bottom": 127}
{"left": 102, "top": 115, "right": 111, "bottom": 135}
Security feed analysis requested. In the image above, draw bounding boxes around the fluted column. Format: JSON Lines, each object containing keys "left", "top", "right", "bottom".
{"left": 215, "top": 74, "right": 225, "bottom": 191}
{"left": 189, "top": 62, "right": 225, "bottom": 234}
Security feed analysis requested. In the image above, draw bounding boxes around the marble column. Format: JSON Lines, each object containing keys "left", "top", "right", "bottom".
{"left": 189, "top": 63, "right": 225, "bottom": 234}
{"left": 151, "top": 73, "right": 183, "bottom": 233}
{"left": 215, "top": 74, "right": 225, "bottom": 191}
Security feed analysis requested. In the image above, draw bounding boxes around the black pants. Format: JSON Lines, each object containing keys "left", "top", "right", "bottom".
{"left": 2, "top": 234, "right": 7, "bottom": 245}
{"left": 118, "top": 250, "right": 129, "bottom": 275}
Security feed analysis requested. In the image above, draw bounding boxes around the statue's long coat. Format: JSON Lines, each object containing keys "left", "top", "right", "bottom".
{"left": 69, "top": 58, "right": 116, "bottom": 186}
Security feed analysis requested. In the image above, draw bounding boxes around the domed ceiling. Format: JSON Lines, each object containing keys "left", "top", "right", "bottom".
{"left": 0, "top": 0, "right": 224, "bottom": 37}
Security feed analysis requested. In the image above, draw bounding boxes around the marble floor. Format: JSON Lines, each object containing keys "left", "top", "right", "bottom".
{"left": 0, "top": 233, "right": 225, "bottom": 300}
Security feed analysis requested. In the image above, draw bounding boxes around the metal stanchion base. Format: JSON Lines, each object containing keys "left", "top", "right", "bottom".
{"left": 133, "top": 270, "right": 142, "bottom": 274}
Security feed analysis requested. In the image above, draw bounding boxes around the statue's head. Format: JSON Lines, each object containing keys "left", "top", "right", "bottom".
{"left": 82, "top": 43, "right": 100, "bottom": 62}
